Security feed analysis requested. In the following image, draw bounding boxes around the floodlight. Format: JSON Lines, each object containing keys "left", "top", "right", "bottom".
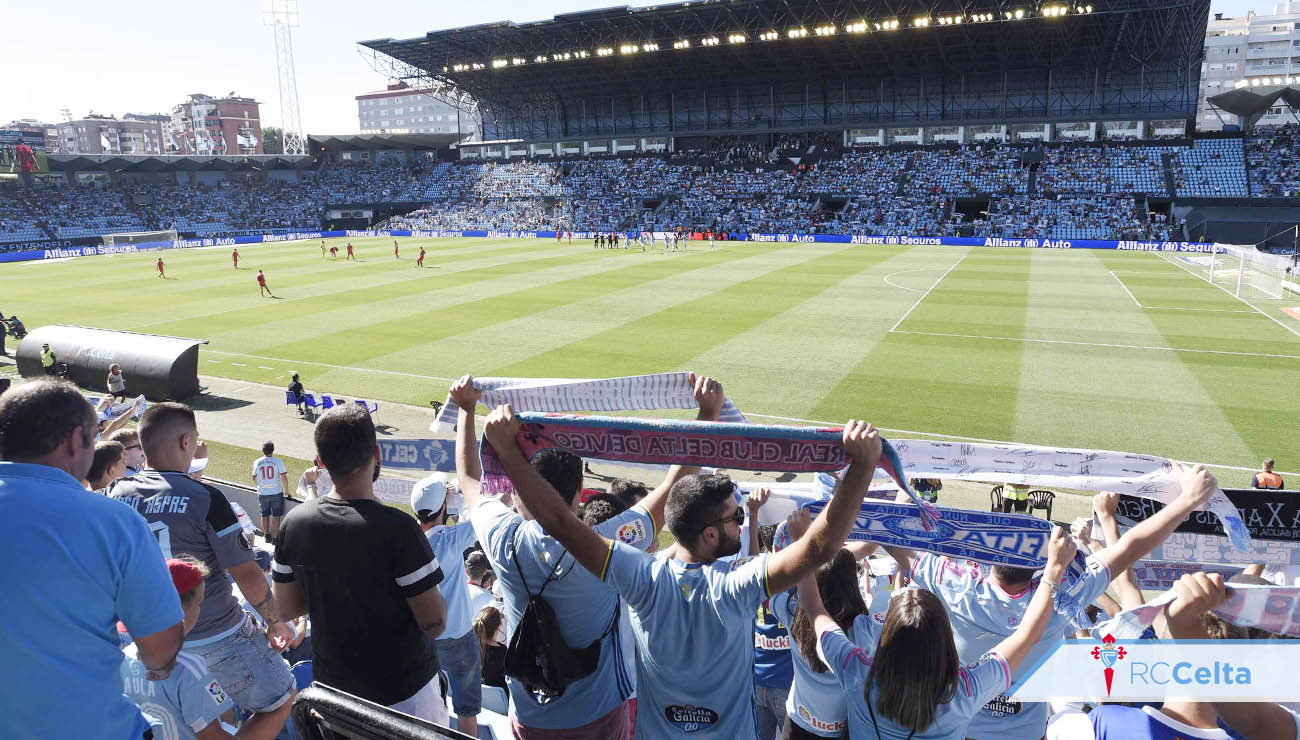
{"left": 788, "top": 27, "right": 808, "bottom": 38}
{"left": 512, "top": 57, "right": 526, "bottom": 65}
{"left": 759, "top": 30, "right": 779, "bottom": 40}
{"left": 597, "top": 47, "right": 614, "bottom": 56}
{"left": 492, "top": 58, "right": 508, "bottom": 68}
{"left": 577, "top": 50, "right": 590, "bottom": 58}
{"left": 701, "top": 36, "right": 720, "bottom": 45}
{"left": 619, "top": 44, "right": 639, "bottom": 54}
{"left": 846, "top": 21, "right": 868, "bottom": 33}
{"left": 1085, "top": 5, "right": 1092, "bottom": 11}
{"left": 727, "top": 33, "right": 747, "bottom": 43}
{"left": 1014, "top": 9, "right": 1025, "bottom": 18}
{"left": 673, "top": 39, "right": 690, "bottom": 49}
{"left": 814, "top": 24, "right": 836, "bottom": 36}
{"left": 643, "top": 42, "right": 659, "bottom": 51}
{"left": 913, "top": 16, "right": 930, "bottom": 26}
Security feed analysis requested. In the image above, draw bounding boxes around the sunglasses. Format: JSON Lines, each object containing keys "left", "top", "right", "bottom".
{"left": 700, "top": 507, "right": 745, "bottom": 533}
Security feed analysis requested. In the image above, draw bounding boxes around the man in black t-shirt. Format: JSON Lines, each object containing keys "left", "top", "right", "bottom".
{"left": 272, "top": 404, "right": 449, "bottom": 723}
{"left": 287, "top": 373, "right": 305, "bottom": 416}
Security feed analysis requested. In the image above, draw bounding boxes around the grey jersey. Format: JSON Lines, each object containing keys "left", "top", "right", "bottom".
{"left": 111, "top": 471, "right": 254, "bottom": 641}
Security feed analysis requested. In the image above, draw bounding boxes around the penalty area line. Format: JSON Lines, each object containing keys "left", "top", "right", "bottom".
{"left": 887, "top": 328, "right": 1300, "bottom": 361}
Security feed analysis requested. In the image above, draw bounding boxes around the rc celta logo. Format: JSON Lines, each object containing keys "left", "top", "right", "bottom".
{"left": 1091, "top": 634, "right": 1126, "bottom": 696}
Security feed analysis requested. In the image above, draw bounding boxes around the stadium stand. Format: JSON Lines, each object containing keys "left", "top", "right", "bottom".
{"left": 14, "top": 135, "right": 1289, "bottom": 244}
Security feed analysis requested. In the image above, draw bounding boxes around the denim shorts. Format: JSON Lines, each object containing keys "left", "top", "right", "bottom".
{"left": 436, "top": 629, "right": 483, "bottom": 716}
{"left": 259, "top": 493, "right": 285, "bottom": 517}
{"left": 189, "top": 613, "right": 295, "bottom": 713}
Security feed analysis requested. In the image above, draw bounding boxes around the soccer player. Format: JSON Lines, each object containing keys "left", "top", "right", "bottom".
{"left": 252, "top": 441, "right": 289, "bottom": 540}
{"left": 346, "top": 242, "right": 355, "bottom": 261}
{"left": 257, "top": 270, "right": 273, "bottom": 298}
{"left": 329, "top": 245, "right": 339, "bottom": 259}
{"left": 321, "top": 241, "right": 326, "bottom": 259}
{"left": 476, "top": 395, "right": 884, "bottom": 739}
{"left": 157, "top": 257, "right": 166, "bottom": 278}
{"left": 708, "top": 230, "right": 715, "bottom": 250}
{"left": 394, "top": 240, "right": 400, "bottom": 259}
{"left": 416, "top": 247, "right": 426, "bottom": 268}
{"left": 232, "top": 248, "right": 239, "bottom": 269}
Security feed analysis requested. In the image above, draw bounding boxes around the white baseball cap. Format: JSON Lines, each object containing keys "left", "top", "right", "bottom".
{"left": 411, "top": 472, "right": 450, "bottom": 516}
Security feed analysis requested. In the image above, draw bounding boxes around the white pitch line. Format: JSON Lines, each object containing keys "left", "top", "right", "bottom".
{"left": 1154, "top": 251, "right": 1300, "bottom": 340}
{"left": 882, "top": 267, "right": 948, "bottom": 293}
{"left": 888, "top": 255, "right": 967, "bottom": 333}
{"left": 1141, "top": 305, "right": 1257, "bottom": 314}
{"left": 1109, "top": 270, "right": 1143, "bottom": 307}
{"left": 257, "top": 366, "right": 274, "bottom": 370}
{"left": 889, "top": 328, "right": 1300, "bottom": 361}
{"left": 205, "top": 349, "right": 458, "bottom": 382}
{"left": 742, "top": 411, "right": 1299, "bottom": 477}
{"left": 230, "top": 362, "right": 247, "bottom": 367}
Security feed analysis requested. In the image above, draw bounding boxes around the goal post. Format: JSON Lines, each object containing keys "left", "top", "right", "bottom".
{"left": 102, "top": 229, "right": 179, "bottom": 251}
{"left": 1216, "top": 244, "right": 1288, "bottom": 300}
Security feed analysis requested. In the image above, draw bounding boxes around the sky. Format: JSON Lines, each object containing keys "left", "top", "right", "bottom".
{"left": 0, "top": 0, "right": 1283, "bottom": 135}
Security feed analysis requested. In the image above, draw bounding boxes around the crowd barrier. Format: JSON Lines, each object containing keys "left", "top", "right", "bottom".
{"left": 0, "top": 228, "right": 1220, "bottom": 264}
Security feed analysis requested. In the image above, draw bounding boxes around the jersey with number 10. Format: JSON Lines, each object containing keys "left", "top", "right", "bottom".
{"left": 110, "top": 471, "right": 254, "bottom": 641}
{"left": 252, "top": 456, "right": 287, "bottom": 496}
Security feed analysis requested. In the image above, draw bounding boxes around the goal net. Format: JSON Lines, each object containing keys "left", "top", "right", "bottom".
{"left": 1207, "top": 244, "right": 1296, "bottom": 300}
{"left": 102, "top": 229, "right": 179, "bottom": 251}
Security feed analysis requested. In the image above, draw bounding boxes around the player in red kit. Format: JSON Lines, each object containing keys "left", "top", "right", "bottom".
{"left": 156, "top": 258, "right": 166, "bottom": 278}
{"left": 416, "top": 247, "right": 426, "bottom": 267}
{"left": 394, "top": 240, "right": 400, "bottom": 259}
{"left": 346, "top": 243, "right": 355, "bottom": 261}
{"left": 329, "top": 245, "right": 338, "bottom": 258}
{"left": 257, "top": 270, "right": 274, "bottom": 297}
{"left": 232, "top": 248, "right": 239, "bottom": 269}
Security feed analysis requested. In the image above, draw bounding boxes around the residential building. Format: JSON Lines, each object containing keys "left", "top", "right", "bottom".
{"left": 356, "top": 82, "right": 479, "bottom": 139}
{"left": 168, "top": 93, "right": 263, "bottom": 155}
{"left": 56, "top": 114, "right": 167, "bottom": 155}
{"left": 1199, "top": 2, "right": 1300, "bottom": 129}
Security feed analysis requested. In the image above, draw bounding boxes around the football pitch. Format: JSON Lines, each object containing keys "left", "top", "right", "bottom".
{"left": 6, "top": 236, "right": 1299, "bottom": 484}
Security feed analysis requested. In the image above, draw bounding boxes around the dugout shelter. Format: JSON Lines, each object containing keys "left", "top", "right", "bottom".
{"left": 362, "top": 0, "right": 1211, "bottom": 145}
{"left": 15, "top": 326, "right": 206, "bottom": 401}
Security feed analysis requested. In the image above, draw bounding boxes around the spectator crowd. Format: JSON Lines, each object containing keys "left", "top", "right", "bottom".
{"left": 2, "top": 373, "right": 1298, "bottom": 740}
{"left": 6, "top": 129, "right": 1300, "bottom": 250}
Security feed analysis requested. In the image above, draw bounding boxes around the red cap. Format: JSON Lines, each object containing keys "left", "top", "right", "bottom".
{"left": 167, "top": 558, "right": 205, "bottom": 595}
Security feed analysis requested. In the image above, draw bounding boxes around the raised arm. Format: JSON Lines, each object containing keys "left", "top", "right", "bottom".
{"left": 746, "top": 486, "right": 770, "bottom": 555}
{"left": 637, "top": 374, "right": 724, "bottom": 533}
{"left": 101, "top": 399, "right": 137, "bottom": 439}
{"left": 990, "top": 527, "right": 1076, "bottom": 673}
{"left": 766, "top": 421, "right": 881, "bottom": 594}
{"left": 1093, "top": 463, "right": 1216, "bottom": 577}
{"left": 483, "top": 404, "right": 613, "bottom": 577}
{"left": 797, "top": 572, "right": 838, "bottom": 635}
{"left": 1092, "top": 491, "right": 1145, "bottom": 610}
{"left": 449, "top": 375, "right": 484, "bottom": 507}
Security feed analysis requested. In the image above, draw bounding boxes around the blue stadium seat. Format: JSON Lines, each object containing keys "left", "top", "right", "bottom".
{"left": 290, "top": 660, "right": 313, "bottom": 691}
{"left": 480, "top": 685, "right": 508, "bottom": 715}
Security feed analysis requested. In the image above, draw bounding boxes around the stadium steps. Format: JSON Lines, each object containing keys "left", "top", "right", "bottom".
{"left": 1027, "top": 167, "right": 1039, "bottom": 196}
{"left": 1161, "top": 152, "right": 1178, "bottom": 197}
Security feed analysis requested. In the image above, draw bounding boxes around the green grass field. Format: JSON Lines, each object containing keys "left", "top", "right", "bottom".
{"left": 6, "top": 236, "right": 1299, "bottom": 487}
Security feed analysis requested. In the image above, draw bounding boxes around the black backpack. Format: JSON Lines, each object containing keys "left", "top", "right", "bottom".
{"left": 503, "top": 523, "right": 616, "bottom": 698}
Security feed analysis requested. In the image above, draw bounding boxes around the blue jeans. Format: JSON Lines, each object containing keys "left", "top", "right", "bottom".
{"left": 755, "top": 683, "right": 789, "bottom": 740}
{"left": 260, "top": 493, "right": 285, "bottom": 518}
{"left": 436, "top": 629, "right": 483, "bottom": 717}
{"left": 189, "top": 613, "right": 295, "bottom": 713}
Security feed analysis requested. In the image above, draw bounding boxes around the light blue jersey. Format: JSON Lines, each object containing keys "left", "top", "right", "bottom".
{"left": 0, "top": 462, "right": 184, "bottom": 740}
{"left": 907, "top": 553, "right": 1112, "bottom": 740}
{"left": 817, "top": 614, "right": 1011, "bottom": 740}
{"left": 424, "top": 521, "right": 480, "bottom": 639}
{"left": 602, "top": 543, "right": 772, "bottom": 738}
{"left": 771, "top": 590, "right": 849, "bottom": 737}
{"left": 121, "top": 646, "right": 233, "bottom": 740}
{"left": 470, "top": 497, "right": 654, "bottom": 729}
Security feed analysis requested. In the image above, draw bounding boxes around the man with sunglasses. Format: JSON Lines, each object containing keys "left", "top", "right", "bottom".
{"left": 107, "top": 429, "right": 146, "bottom": 476}
{"left": 481, "top": 405, "right": 883, "bottom": 739}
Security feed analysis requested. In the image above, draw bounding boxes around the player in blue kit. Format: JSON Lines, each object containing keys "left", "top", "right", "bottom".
{"left": 479, "top": 403, "right": 884, "bottom": 739}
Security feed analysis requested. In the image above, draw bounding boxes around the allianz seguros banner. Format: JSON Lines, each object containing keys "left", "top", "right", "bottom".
{"left": 0, "top": 228, "right": 1220, "bottom": 264}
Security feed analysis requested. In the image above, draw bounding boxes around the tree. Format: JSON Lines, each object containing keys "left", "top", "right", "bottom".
{"left": 262, "top": 127, "right": 283, "bottom": 155}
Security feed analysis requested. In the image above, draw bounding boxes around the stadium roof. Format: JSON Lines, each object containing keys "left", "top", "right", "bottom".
{"left": 306, "top": 133, "right": 461, "bottom": 152}
{"left": 1207, "top": 85, "right": 1300, "bottom": 119}
{"left": 361, "top": 0, "right": 1210, "bottom": 139}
